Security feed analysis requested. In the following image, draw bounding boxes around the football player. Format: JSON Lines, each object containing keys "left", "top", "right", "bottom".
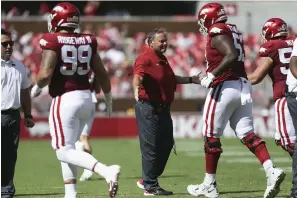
{"left": 31, "top": 2, "right": 120, "bottom": 198}
{"left": 248, "top": 18, "right": 295, "bottom": 157}
{"left": 187, "top": 3, "right": 285, "bottom": 198}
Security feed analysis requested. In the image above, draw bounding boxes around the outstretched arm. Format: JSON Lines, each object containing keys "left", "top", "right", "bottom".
{"left": 248, "top": 57, "right": 273, "bottom": 85}
{"left": 175, "top": 73, "right": 203, "bottom": 84}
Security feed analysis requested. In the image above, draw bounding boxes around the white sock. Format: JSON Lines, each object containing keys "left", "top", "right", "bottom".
{"left": 204, "top": 173, "right": 216, "bottom": 186}
{"left": 83, "top": 169, "right": 93, "bottom": 175}
{"left": 56, "top": 146, "right": 98, "bottom": 170}
{"left": 93, "top": 162, "right": 109, "bottom": 179}
{"left": 64, "top": 184, "right": 76, "bottom": 197}
{"left": 263, "top": 159, "right": 274, "bottom": 174}
{"left": 56, "top": 145, "right": 110, "bottom": 182}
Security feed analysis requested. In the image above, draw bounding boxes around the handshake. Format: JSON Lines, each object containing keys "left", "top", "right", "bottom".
{"left": 199, "top": 72, "right": 216, "bottom": 88}
{"left": 133, "top": 71, "right": 216, "bottom": 101}
{"left": 190, "top": 71, "right": 216, "bottom": 88}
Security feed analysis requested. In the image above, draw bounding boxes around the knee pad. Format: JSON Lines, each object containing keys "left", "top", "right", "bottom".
{"left": 241, "top": 133, "right": 265, "bottom": 152}
{"left": 204, "top": 137, "right": 223, "bottom": 154}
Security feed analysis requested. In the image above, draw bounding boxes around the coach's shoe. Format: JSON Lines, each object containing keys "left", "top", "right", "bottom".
{"left": 264, "top": 167, "right": 286, "bottom": 198}
{"left": 106, "top": 165, "right": 121, "bottom": 197}
{"left": 79, "top": 169, "right": 94, "bottom": 181}
{"left": 137, "top": 179, "right": 145, "bottom": 190}
{"left": 144, "top": 188, "right": 173, "bottom": 196}
{"left": 187, "top": 181, "right": 219, "bottom": 198}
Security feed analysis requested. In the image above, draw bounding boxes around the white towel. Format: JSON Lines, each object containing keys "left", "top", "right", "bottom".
{"left": 240, "top": 77, "right": 253, "bottom": 105}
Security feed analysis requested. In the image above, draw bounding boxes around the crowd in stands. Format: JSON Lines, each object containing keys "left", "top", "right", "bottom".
{"left": 2, "top": 9, "right": 297, "bottom": 115}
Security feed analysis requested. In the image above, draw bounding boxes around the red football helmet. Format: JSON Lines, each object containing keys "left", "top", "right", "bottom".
{"left": 47, "top": 2, "right": 80, "bottom": 33}
{"left": 261, "top": 18, "right": 288, "bottom": 43}
{"left": 197, "top": 3, "right": 228, "bottom": 37}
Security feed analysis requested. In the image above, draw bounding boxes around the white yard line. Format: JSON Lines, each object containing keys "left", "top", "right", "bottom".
{"left": 222, "top": 157, "right": 291, "bottom": 163}
{"left": 17, "top": 187, "right": 64, "bottom": 190}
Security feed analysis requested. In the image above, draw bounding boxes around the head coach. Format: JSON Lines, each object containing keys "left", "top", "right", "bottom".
{"left": 1, "top": 28, "right": 34, "bottom": 198}
{"left": 133, "top": 28, "right": 202, "bottom": 196}
{"left": 286, "top": 38, "right": 297, "bottom": 198}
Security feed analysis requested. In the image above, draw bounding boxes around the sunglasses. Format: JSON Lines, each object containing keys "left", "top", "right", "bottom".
{"left": 1, "top": 41, "right": 14, "bottom": 47}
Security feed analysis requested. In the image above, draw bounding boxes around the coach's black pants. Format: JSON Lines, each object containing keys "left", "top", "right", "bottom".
{"left": 1, "top": 109, "right": 21, "bottom": 198}
{"left": 135, "top": 100, "right": 174, "bottom": 191}
{"left": 287, "top": 94, "right": 297, "bottom": 197}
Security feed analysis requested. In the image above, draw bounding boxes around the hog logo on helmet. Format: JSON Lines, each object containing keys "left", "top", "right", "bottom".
{"left": 47, "top": 2, "right": 80, "bottom": 33}
{"left": 261, "top": 18, "right": 288, "bottom": 43}
{"left": 197, "top": 3, "right": 228, "bottom": 37}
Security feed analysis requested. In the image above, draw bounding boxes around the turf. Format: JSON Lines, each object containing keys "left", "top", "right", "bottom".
{"left": 14, "top": 138, "right": 293, "bottom": 198}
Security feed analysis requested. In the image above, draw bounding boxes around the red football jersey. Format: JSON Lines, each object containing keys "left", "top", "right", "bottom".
{"left": 205, "top": 23, "right": 247, "bottom": 87}
{"left": 39, "top": 32, "right": 97, "bottom": 97}
{"left": 258, "top": 38, "right": 294, "bottom": 100}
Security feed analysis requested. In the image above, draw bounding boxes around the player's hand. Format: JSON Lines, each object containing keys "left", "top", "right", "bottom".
{"left": 201, "top": 72, "right": 215, "bottom": 88}
{"left": 30, "top": 84, "right": 42, "bottom": 98}
{"left": 104, "top": 92, "right": 112, "bottom": 117}
{"left": 134, "top": 86, "right": 140, "bottom": 101}
{"left": 24, "top": 117, "right": 35, "bottom": 128}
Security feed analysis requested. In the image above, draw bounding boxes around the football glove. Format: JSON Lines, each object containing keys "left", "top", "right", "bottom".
{"left": 30, "top": 84, "right": 42, "bottom": 98}
{"left": 201, "top": 72, "right": 215, "bottom": 88}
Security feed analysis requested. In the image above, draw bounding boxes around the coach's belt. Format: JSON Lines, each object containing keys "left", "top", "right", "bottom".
{"left": 1, "top": 108, "right": 19, "bottom": 114}
{"left": 139, "top": 99, "right": 171, "bottom": 113}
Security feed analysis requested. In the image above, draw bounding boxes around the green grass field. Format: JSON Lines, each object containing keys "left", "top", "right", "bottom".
{"left": 15, "top": 138, "right": 293, "bottom": 198}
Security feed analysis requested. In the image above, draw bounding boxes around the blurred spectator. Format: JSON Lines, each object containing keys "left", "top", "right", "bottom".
{"left": 84, "top": 1, "right": 100, "bottom": 17}
{"left": 6, "top": 7, "right": 19, "bottom": 18}
{"left": 288, "top": 25, "right": 297, "bottom": 38}
{"left": 82, "top": 23, "right": 94, "bottom": 34}
{"left": 39, "top": 2, "right": 49, "bottom": 17}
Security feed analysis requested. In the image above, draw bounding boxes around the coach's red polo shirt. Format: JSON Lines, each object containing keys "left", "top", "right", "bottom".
{"left": 133, "top": 48, "right": 176, "bottom": 104}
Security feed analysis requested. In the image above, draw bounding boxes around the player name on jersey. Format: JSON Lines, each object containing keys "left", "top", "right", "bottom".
{"left": 227, "top": 25, "right": 240, "bottom": 33}
{"left": 57, "top": 36, "right": 92, "bottom": 45}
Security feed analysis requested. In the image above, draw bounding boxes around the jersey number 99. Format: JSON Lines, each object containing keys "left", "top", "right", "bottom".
{"left": 60, "top": 45, "right": 92, "bottom": 76}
